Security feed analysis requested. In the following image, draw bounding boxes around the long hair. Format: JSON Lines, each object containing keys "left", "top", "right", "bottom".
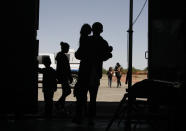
{"left": 80, "top": 23, "right": 91, "bottom": 36}
{"left": 79, "top": 24, "right": 91, "bottom": 46}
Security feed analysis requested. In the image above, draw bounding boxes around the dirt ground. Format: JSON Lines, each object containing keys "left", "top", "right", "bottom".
{"left": 111, "top": 74, "right": 147, "bottom": 84}
{"left": 38, "top": 74, "right": 147, "bottom": 102}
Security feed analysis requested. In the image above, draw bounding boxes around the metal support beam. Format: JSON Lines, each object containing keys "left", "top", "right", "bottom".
{"left": 127, "top": 0, "right": 133, "bottom": 89}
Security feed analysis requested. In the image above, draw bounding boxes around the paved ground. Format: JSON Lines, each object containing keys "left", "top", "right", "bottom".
{"left": 38, "top": 74, "right": 147, "bottom": 102}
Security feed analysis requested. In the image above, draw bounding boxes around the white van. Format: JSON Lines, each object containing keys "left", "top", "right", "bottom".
{"left": 37, "top": 49, "right": 80, "bottom": 88}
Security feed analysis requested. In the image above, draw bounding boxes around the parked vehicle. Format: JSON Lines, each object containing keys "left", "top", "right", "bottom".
{"left": 37, "top": 49, "right": 80, "bottom": 88}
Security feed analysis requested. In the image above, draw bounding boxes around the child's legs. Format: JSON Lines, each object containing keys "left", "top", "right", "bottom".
{"left": 44, "top": 91, "right": 54, "bottom": 114}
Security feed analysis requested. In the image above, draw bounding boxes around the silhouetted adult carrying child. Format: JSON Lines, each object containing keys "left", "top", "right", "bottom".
{"left": 74, "top": 22, "right": 113, "bottom": 125}
{"left": 55, "top": 42, "right": 73, "bottom": 111}
{"left": 38, "top": 56, "right": 57, "bottom": 118}
{"left": 107, "top": 67, "right": 114, "bottom": 88}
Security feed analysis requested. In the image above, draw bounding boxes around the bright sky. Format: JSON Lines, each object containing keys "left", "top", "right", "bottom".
{"left": 38, "top": 0, "right": 148, "bottom": 70}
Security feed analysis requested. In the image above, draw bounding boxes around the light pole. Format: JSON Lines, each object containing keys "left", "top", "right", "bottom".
{"left": 105, "top": 1, "right": 134, "bottom": 131}
{"left": 125, "top": 0, "right": 133, "bottom": 130}
{"left": 127, "top": 0, "right": 133, "bottom": 89}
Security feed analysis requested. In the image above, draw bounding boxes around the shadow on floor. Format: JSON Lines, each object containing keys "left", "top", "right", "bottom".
{"left": 1, "top": 101, "right": 184, "bottom": 131}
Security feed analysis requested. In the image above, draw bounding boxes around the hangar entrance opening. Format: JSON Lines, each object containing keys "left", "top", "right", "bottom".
{"left": 37, "top": 0, "right": 148, "bottom": 102}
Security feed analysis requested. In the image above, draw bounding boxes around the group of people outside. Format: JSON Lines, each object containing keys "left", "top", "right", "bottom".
{"left": 38, "top": 42, "right": 72, "bottom": 118}
{"left": 38, "top": 22, "right": 113, "bottom": 125}
{"left": 107, "top": 62, "right": 122, "bottom": 88}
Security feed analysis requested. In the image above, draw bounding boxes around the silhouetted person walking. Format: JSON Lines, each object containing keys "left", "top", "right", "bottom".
{"left": 55, "top": 42, "right": 72, "bottom": 111}
{"left": 107, "top": 67, "right": 114, "bottom": 88}
{"left": 38, "top": 56, "right": 57, "bottom": 118}
{"left": 73, "top": 22, "right": 113, "bottom": 125}
{"left": 114, "top": 62, "right": 122, "bottom": 88}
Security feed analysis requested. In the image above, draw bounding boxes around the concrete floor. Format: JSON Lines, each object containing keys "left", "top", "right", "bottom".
{"left": 1, "top": 101, "right": 179, "bottom": 131}
{"left": 4, "top": 118, "right": 154, "bottom": 131}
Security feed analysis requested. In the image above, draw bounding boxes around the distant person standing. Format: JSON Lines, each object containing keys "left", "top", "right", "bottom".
{"left": 38, "top": 56, "right": 57, "bottom": 118}
{"left": 55, "top": 42, "right": 73, "bottom": 111}
{"left": 114, "top": 62, "right": 122, "bottom": 88}
{"left": 107, "top": 67, "right": 114, "bottom": 88}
